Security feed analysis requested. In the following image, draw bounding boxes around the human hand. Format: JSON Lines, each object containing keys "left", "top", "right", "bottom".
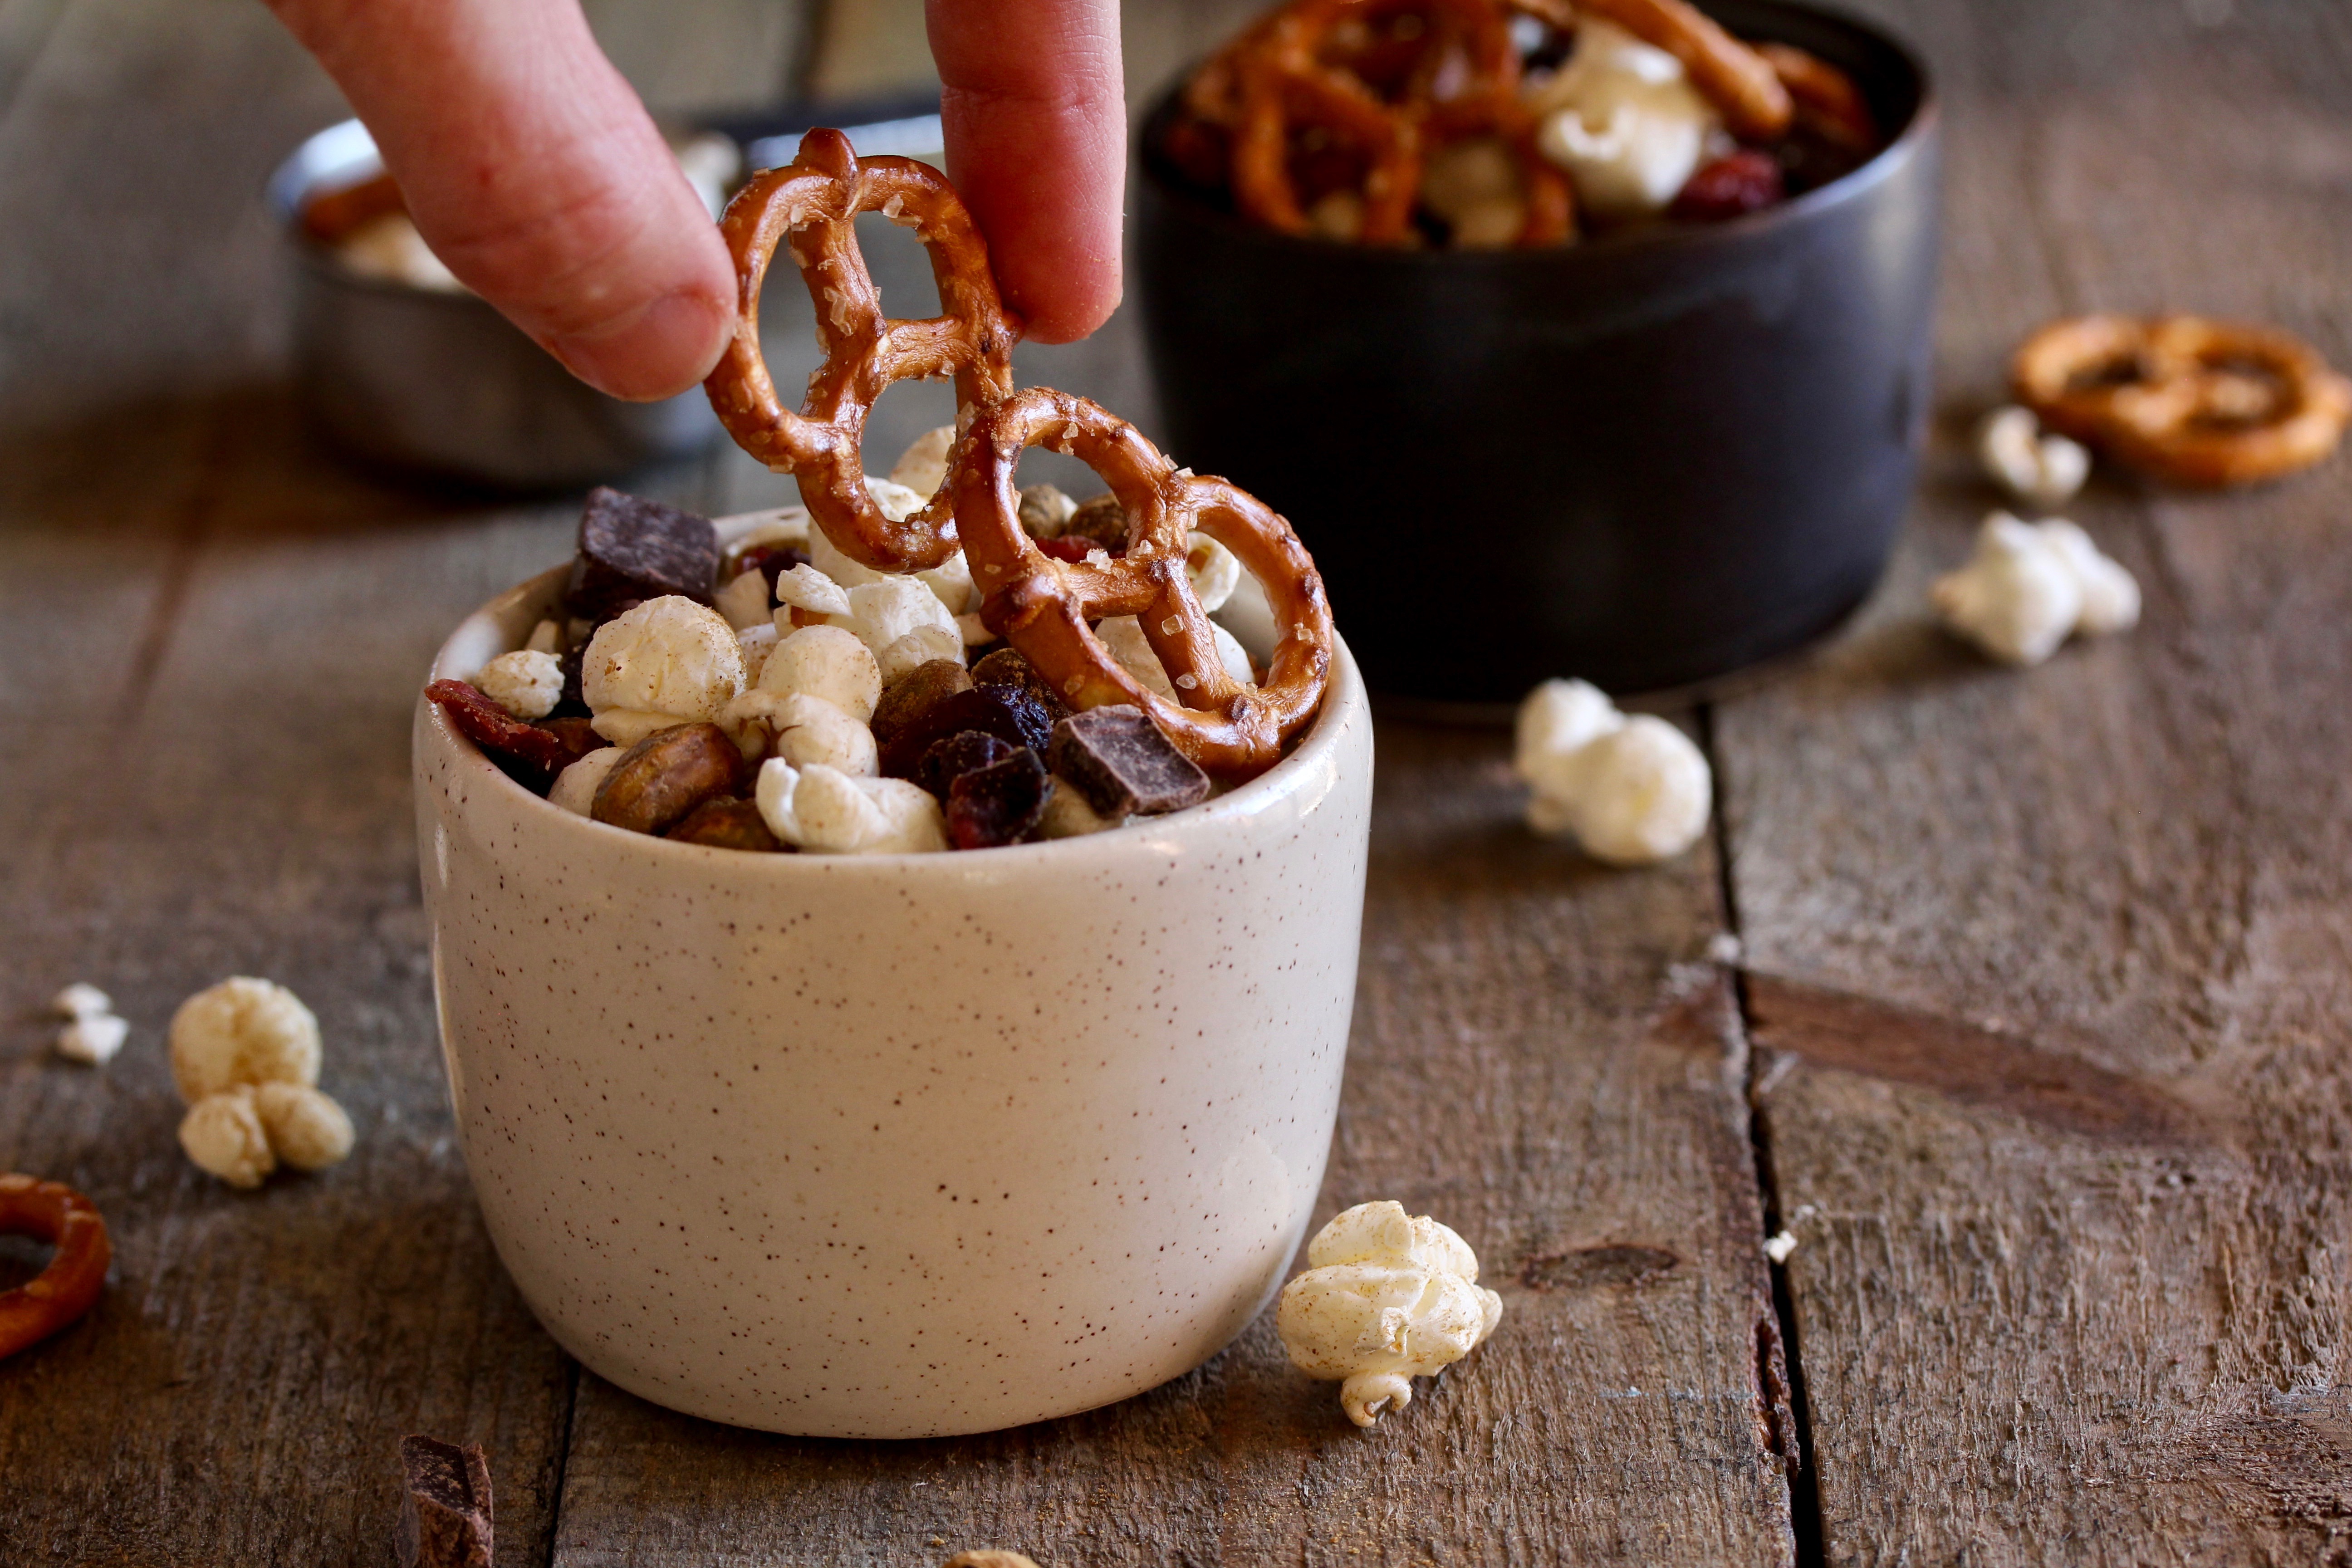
{"left": 266, "top": 0, "right": 1125, "bottom": 402}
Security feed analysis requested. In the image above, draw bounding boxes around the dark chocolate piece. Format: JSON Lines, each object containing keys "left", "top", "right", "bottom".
{"left": 731, "top": 541, "right": 812, "bottom": 595}
{"left": 1063, "top": 492, "right": 1130, "bottom": 554}
{"left": 665, "top": 796, "right": 784, "bottom": 852}
{"left": 970, "top": 647, "right": 1071, "bottom": 722}
{"left": 564, "top": 487, "right": 720, "bottom": 620}
{"left": 878, "top": 685, "right": 1053, "bottom": 781}
{"left": 1049, "top": 705, "right": 1210, "bottom": 818}
{"left": 871, "top": 659, "right": 976, "bottom": 748}
{"left": 590, "top": 722, "right": 746, "bottom": 836}
{"left": 396, "top": 1434, "right": 492, "bottom": 1568}
{"left": 946, "top": 747, "right": 1051, "bottom": 850}
{"left": 917, "top": 730, "right": 1015, "bottom": 799}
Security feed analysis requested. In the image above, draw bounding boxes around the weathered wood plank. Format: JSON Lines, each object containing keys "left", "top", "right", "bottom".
{"left": 1717, "top": 0, "right": 2352, "bottom": 1560}
{"left": 547, "top": 724, "right": 1794, "bottom": 1567}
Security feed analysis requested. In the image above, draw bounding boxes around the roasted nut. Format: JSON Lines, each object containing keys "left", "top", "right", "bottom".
{"left": 1062, "top": 492, "right": 1131, "bottom": 553}
{"left": 878, "top": 684, "right": 1054, "bottom": 780}
{"left": 590, "top": 723, "right": 747, "bottom": 836}
{"left": 1016, "top": 483, "right": 1076, "bottom": 539}
{"left": 665, "top": 797, "right": 784, "bottom": 852}
{"left": 871, "top": 658, "right": 975, "bottom": 746}
{"left": 1049, "top": 705, "right": 1210, "bottom": 818}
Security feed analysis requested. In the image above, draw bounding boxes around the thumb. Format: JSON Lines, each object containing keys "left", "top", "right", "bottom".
{"left": 268, "top": 0, "right": 735, "bottom": 402}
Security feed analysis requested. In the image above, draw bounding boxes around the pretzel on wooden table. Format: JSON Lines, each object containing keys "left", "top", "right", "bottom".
{"left": 0, "top": 1174, "right": 109, "bottom": 1361}
{"left": 2014, "top": 315, "right": 2352, "bottom": 488}
{"left": 705, "top": 128, "right": 1019, "bottom": 573}
{"left": 949, "top": 389, "right": 1334, "bottom": 777}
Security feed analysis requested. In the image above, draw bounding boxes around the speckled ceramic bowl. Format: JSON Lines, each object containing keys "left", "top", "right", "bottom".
{"left": 411, "top": 517, "right": 1373, "bottom": 1437}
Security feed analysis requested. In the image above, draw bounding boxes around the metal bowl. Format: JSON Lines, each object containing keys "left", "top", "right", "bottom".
{"left": 269, "top": 119, "right": 723, "bottom": 491}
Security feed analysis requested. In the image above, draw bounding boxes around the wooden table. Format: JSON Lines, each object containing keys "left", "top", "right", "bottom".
{"left": 5, "top": 0, "right": 2349, "bottom": 1562}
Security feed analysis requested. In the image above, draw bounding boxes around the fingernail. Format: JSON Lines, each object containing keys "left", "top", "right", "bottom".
{"left": 544, "top": 290, "right": 729, "bottom": 402}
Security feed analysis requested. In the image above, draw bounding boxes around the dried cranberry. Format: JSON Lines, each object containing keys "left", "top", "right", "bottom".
{"left": 970, "top": 647, "right": 1071, "bottom": 720}
{"left": 1669, "top": 150, "right": 1786, "bottom": 223}
{"left": 1034, "top": 535, "right": 1094, "bottom": 564}
{"left": 1063, "top": 494, "right": 1130, "bottom": 553}
{"left": 917, "top": 730, "right": 1016, "bottom": 798}
{"left": 871, "top": 659, "right": 976, "bottom": 746}
{"left": 426, "top": 680, "right": 579, "bottom": 782}
{"left": 946, "top": 747, "right": 1050, "bottom": 850}
{"left": 735, "top": 542, "right": 812, "bottom": 593}
{"left": 877, "top": 685, "right": 1053, "bottom": 780}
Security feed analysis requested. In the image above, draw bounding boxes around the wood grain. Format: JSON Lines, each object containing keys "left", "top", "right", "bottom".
{"left": 547, "top": 723, "right": 1794, "bottom": 1566}
{"left": 1714, "top": 0, "right": 2352, "bottom": 1561}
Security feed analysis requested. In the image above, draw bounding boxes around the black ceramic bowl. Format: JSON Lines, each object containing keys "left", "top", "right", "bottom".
{"left": 1136, "top": 0, "right": 1939, "bottom": 705}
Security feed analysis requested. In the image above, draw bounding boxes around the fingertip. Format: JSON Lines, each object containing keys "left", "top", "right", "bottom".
{"left": 542, "top": 282, "right": 736, "bottom": 402}
{"left": 1004, "top": 262, "right": 1123, "bottom": 344}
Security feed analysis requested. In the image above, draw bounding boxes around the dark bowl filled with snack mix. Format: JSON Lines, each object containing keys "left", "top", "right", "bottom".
{"left": 1136, "top": 0, "right": 1941, "bottom": 704}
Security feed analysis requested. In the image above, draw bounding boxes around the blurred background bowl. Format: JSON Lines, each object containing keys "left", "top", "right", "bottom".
{"left": 1135, "top": 0, "right": 1940, "bottom": 707}
{"left": 269, "top": 119, "right": 725, "bottom": 492}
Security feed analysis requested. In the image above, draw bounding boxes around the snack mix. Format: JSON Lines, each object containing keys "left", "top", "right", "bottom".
{"left": 1160, "top": 0, "right": 1890, "bottom": 248}
{"left": 1276, "top": 1200, "right": 1503, "bottom": 1426}
{"left": 429, "top": 130, "right": 1336, "bottom": 853}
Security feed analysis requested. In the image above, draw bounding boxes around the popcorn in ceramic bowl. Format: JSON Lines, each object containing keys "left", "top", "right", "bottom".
{"left": 754, "top": 623, "right": 882, "bottom": 721}
{"left": 888, "top": 422, "right": 957, "bottom": 497}
{"left": 471, "top": 649, "right": 563, "bottom": 720}
{"left": 1275, "top": 1200, "right": 1503, "bottom": 1427}
{"left": 582, "top": 595, "right": 746, "bottom": 743}
{"left": 756, "top": 760, "right": 947, "bottom": 854}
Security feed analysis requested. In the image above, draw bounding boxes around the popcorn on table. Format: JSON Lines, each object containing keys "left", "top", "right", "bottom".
{"left": 169, "top": 977, "right": 354, "bottom": 1187}
{"left": 1275, "top": 1201, "right": 1503, "bottom": 1427}
{"left": 1931, "top": 510, "right": 2140, "bottom": 666}
{"left": 1977, "top": 405, "right": 2090, "bottom": 512}
{"left": 50, "top": 981, "right": 127, "bottom": 1065}
{"left": 1513, "top": 679, "right": 1712, "bottom": 865}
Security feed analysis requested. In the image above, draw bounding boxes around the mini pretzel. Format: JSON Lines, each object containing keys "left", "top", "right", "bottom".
{"left": 0, "top": 1174, "right": 109, "bottom": 1361}
{"left": 704, "top": 129, "right": 1019, "bottom": 573}
{"left": 947, "top": 389, "right": 1334, "bottom": 776}
{"left": 1513, "top": 0, "right": 1792, "bottom": 142}
{"left": 1232, "top": 0, "right": 1572, "bottom": 246}
{"left": 1758, "top": 42, "right": 1876, "bottom": 150}
{"left": 2014, "top": 315, "right": 2352, "bottom": 488}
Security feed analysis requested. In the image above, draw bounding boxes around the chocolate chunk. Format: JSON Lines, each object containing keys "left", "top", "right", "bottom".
{"left": 665, "top": 796, "right": 784, "bottom": 852}
{"left": 917, "top": 730, "right": 1015, "bottom": 798}
{"left": 731, "top": 541, "right": 812, "bottom": 594}
{"left": 1063, "top": 492, "right": 1130, "bottom": 554}
{"left": 565, "top": 488, "right": 721, "bottom": 621}
{"left": 1050, "top": 705, "right": 1210, "bottom": 818}
{"left": 970, "top": 647, "right": 1071, "bottom": 722}
{"left": 878, "top": 685, "right": 1054, "bottom": 781}
{"left": 590, "top": 722, "right": 746, "bottom": 835}
{"left": 946, "top": 747, "right": 1051, "bottom": 850}
{"left": 871, "top": 658, "right": 976, "bottom": 747}
{"left": 1669, "top": 149, "right": 1785, "bottom": 223}
{"left": 396, "top": 1434, "right": 492, "bottom": 1568}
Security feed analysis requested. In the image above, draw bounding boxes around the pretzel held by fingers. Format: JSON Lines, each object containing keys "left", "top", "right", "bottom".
{"left": 2014, "top": 315, "right": 2352, "bottom": 488}
{"left": 951, "top": 390, "right": 1335, "bottom": 776}
{"left": 705, "top": 129, "right": 1019, "bottom": 572}
{"left": 0, "top": 1174, "right": 109, "bottom": 1361}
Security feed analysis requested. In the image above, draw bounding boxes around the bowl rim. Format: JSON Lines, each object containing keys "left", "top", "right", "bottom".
{"left": 1134, "top": 0, "right": 1940, "bottom": 268}
{"left": 418, "top": 508, "right": 1369, "bottom": 870}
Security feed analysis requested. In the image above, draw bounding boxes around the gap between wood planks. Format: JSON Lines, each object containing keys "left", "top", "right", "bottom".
{"left": 1699, "top": 701, "right": 1830, "bottom": 1568}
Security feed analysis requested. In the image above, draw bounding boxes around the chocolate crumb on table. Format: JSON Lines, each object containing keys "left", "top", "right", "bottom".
{"left": 396, "top": 1435, "right": 492, "bottom": 1568}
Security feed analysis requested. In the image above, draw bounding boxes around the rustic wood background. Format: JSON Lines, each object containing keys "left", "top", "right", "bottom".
{"left": 3, "top": 0, "right": 2349, "bottom": 1563}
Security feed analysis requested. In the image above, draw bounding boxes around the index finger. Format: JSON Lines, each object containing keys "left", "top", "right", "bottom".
{"left": 926, "top": 0, "right": 1126, "bottom": 344}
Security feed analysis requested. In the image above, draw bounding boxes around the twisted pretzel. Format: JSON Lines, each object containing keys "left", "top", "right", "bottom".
{"left": 1232, "top": 0, "right": 1571, "bottom": 246}
{"left": 0, "top": 1174, "right": 109, "bottom": 1361}
{"left": 949, "top": 390, "right": 1334, "bottom": 776}
{"left": 1512, "top": 0, "right": 1792, "bottom": 142}
{"left": 705, "top": 129, "right": 1019, "bottom": 572}
{"left": 2014, "top": 315, "right": 2352, "bottom": 488}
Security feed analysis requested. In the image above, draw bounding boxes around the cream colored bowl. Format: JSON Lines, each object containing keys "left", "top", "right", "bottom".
{"left": 411, "top": 516, "right": 1372, "bottom": 1437}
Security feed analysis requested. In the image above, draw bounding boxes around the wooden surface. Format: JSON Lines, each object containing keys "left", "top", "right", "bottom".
{"left": 1, "top": 0, "right": 2347, "bottom": 1564}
